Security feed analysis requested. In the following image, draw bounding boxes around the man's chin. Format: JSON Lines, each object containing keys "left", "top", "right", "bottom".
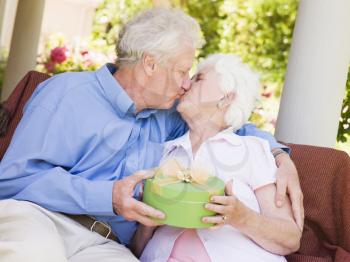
{"left": 160, "top": 100, "right": 176, "bottom": 110}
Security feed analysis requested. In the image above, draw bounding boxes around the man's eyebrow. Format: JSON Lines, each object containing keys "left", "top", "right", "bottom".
{"left": 178, "top": 66, "right": 191, "bottom": 71}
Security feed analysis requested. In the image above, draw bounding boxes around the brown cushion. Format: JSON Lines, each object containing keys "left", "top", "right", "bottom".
{"left": 286, "top": 144, "right": 350, "bottom": 262}
{"left": 0, "top": 71, "right": 50, "bottom": 160}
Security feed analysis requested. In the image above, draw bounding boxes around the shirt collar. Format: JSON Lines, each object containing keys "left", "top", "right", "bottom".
{"left": 163, "top": 131, "right": 192, "bottom": 158}
{"left": 209, "top": 127, "right": 242, "bottom": 146}
{"left": 164, "top": 127, "right": 242, "bottom": 157}
{"left": 95, "top": 63, "right": 133, "bottom": 117}
{"left": 95, "top": 63, "right": 157, "bottom": 119}
{"left": 136, "top": 108, "right": 158, "bottom": 119}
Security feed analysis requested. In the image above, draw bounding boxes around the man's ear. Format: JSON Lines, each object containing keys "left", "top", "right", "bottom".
{"left": 142, "top": 53, "right": 156, "bottom": 76}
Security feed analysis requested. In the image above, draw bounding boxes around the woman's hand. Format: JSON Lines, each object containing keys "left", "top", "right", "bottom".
{"left": 203, "top": 180, "right": 301, "bottom": 255}
{"left": 202, "top": 180, "right": 248, "bottom": 229}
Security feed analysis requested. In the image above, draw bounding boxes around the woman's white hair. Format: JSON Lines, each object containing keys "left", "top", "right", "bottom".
{"left": 116, "top": 8, "right": 203, "bottom": 68}
{"left": 197, "top": 54, "right": 260, "bottom": 131}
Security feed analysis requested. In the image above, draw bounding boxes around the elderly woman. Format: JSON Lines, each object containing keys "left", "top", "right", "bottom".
{"left": 137, "top": 54, "right": 301, "bottom": 262}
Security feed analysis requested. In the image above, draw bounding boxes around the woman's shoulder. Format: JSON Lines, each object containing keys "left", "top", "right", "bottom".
{"left": 217, "top": 129, "right": 271, "bottom": 153}
{"left": 239, "top": 135, "right": 271, "bottom": 150}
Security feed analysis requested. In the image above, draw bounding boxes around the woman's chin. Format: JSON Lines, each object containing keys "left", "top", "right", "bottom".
{"left": 177, "top": 100, "right": 197, "bottom": 116}
{"left": 176, "top": 100, "right": 186, "bottom": 112}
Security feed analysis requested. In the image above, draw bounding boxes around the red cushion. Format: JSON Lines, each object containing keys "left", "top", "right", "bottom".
{"left": 287, "top": 144, "right": 350, "bottom": 262}
{"left": 0, "top": 71, "right": 49, "bottom": 160}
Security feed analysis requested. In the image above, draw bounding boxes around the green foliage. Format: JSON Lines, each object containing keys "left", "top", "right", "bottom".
{"left": 0, "top": 61, "right": 5, "bottom": 91}
{"left": 0, "top": 49, "right": 8, "bottom": 92}
{"left": 185, "top": 0, "right": 297, "bottom": 88}
{"left": 180, "top": 0, "right": 299, "bottom": 132}
{"left": 221, "top": 0, "right": 297, "bottom": 88}
{"left": 182, "top": 0, "right": 225, "bottom": 60}
{"left": 338, "top": 68, "right": 350, "bottom": 142}
{"left": 91, "top": 0, "right": 152, "bottom": 55}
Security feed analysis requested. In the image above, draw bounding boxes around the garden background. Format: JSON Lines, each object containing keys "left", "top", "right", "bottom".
{"left": 0, "top": 0, "right": 349, "bottom": 154}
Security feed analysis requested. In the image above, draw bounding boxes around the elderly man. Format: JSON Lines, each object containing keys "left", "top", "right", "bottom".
{"left": 0, "top": 8, "right": 303, "bottom": 262}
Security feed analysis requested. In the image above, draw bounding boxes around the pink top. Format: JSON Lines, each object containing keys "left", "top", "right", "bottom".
{"left": 168, "top": 229, "right": 211, "bottom": 262}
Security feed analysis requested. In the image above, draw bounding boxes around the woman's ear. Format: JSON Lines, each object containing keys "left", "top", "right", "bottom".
{"left": 217, "top": 92, "right": 236, "bottom": 109}
{"left": 142, "top": 53, "right": 156, "bottom": 76}
{"left": 226, "top": 92, "right": 236, "bottom": 104}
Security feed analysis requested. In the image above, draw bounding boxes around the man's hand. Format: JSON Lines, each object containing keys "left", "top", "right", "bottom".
{"left": 112, "top": 170, "right": 165, "bottom": 226}
{"left": 274, "top": 151, "right": 304, "bottom": 231}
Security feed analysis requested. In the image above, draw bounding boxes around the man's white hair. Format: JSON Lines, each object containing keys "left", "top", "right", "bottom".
{"left": 116, "top": 8, "right": 203, "bottom": 68}
{"left": 197, "top": 54, "right": 260, "bottom": 131}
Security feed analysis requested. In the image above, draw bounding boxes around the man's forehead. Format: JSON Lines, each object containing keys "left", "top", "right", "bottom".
{"left": 169, "top": 46, "right": 195, "bottom": 68}
{"left": 174, "top": 59, "right": 193, "bottom": 69}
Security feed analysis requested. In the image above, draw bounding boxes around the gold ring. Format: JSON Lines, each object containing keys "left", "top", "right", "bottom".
{"left": 222, "top": 215, "right": 227, "bottom": 223}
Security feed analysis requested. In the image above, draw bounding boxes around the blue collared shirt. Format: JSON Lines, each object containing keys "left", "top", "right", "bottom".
{"left": 0, "top": 64, "right": 288, "bottom": 245}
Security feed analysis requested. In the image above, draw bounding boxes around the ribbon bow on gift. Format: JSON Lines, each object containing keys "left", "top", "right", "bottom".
{"left": 152, "top": 158, "right": 212, "bottom": 186}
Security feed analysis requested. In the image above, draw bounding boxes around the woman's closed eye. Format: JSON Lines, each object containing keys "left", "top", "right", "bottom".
{"left": 191, "top": 73, "right": 204, "bottom": 82}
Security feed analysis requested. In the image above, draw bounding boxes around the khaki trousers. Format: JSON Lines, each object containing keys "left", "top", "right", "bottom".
{"left": 0, "top": 199, "right": 138, "bottom": 262}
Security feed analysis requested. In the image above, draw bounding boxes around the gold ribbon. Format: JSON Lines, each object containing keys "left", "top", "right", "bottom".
{"left": 151, "top": 158, "right": 212, "bottom": 189}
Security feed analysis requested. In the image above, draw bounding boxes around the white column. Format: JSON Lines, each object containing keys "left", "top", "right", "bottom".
{"left": 0, "top": 0, "right": 6, "bottom": 44}
{"left": 275, "top": 0, "right": 350, "bottom": 147}
{"left": 39, "top": 0, "right": 103, "bottom": 50}
{"left": 1, "top": 0, "right": 45, "bottom": 101}
{"left": 0, "top": 0, "right": 18, "bottom": 50}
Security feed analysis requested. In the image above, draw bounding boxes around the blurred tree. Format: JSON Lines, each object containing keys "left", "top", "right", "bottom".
{"left": 152, "top": 0, "right": 171, "bottom": 7}
{"left": 0, "top": 49, "right": 8, "bottom": 92}
{"left": 91, "top": 0, "right": 152, "bottom": 55}
{"left": 182, "top": 0, "right": 298, "bottom": 132}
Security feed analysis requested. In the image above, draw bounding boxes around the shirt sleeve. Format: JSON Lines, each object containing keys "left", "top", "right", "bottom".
{"left": 0, "top": 105, "right": 115, "bottom": 216}
{"left": 235, "top": 123, "right": 290, "bottom": 154}
{"left": 248, "top": 137, "right": 278, "bottom": 191}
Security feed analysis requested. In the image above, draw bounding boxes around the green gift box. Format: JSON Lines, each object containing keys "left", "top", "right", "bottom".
{"left": 143, "top": 175, "right": 225, "bottom": 228}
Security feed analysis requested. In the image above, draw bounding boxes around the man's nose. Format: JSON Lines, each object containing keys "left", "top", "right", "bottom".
{"left": 182, "top": 78, "right": 191, "bottom": 91}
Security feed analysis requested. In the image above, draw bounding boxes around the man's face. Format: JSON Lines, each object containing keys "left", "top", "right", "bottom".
{"left": 142, "top": 45, "right": 195, "bottom": 109}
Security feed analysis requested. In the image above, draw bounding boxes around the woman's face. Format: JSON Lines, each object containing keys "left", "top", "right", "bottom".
{"left": 177, "top": 66, "right": 225, "bottom": 114}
